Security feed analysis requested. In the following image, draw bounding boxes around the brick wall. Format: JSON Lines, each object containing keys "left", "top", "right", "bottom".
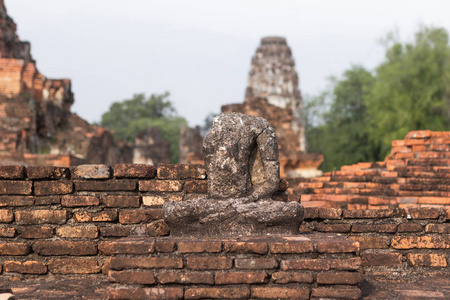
{"left": 297, "top": 130, "right": 450, "bottom": 209}
{"left": 0, "top": 163, "right": 447, "bottom": 295}
{"left": 301, "top": 207, "right": 449, "bottom": 272}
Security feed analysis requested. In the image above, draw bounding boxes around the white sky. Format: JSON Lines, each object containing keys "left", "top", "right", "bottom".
{"left": 6, "top": 0, "right": 450, "bottom": 126}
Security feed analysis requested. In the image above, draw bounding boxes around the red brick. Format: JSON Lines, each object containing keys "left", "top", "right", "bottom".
{"left": 184, "top": 180, "right": 208, "bottom": 193}
{"left": 311, "top": 287, "right": 361, "bottom": 300}
{"left": 48, "top": 258, "right": 100, "bottom": 274}
{"left": 391, "top": 146, "right": 411, "bottom": 154}
{"left": 143, "top": 219, "right": 170, "bottom": 237}
{"left": 34, "top": 196, "right": 60, "bottom": 206}
{"left": 406, "top": 139, "right": 428, "bottom": 146}
{"left": 15, "top": 210, "right": 67, "bottom": 225}
{"left": 0, "top": 209, "right": 13, "bottom": 223}
{"left": 391, "top": 140, "right": 405, "bottom": 147}
{"left": 317, "top": 208, "right": 342, "bottom": 219}
{"left": 110, "top": 257, "right": 182, "bottom": 270}
{"left": 157, "top": 163, "right": 206, "bottom": 180}
{"left": 72, "top": 164, "right": 111, "bottom": 179}
{"left": 74, "top": 211, "right": 117, "bottom": 222}
{"left": 0, "top": 196, "right": 33, "bottom": 206}
{"left": 15, "top": 209, "right": 67, "bottom": 225}
{"left": 317, "top": 271, "right": 362, "bottom": 285}
{"left": 316, "top": 223, "right": 351, "bottom": 232}
{"left": 235, "top": 257, "right": 278, "bottom": 269}
{"left": 406, "top": 208, "right": 440, "bottom": 219}
{"left": 4, "top": 261, "right": 47, "bottom": 274}
{"left": 368, "top": 196, "right": 391, "bottom": 206}
{"left": 215, "top": 271, "right": 267, "bottom": 284}
{"left": 56, "top": 225, "right": 98, "bottom": 238}
{"left": 352, "top": 224, "right": 397, "bottom": 233}
{"left": 223, "top": 241, "right": 268, "bottom": 254}
{"left": 33, "top": 241, "right": 97, "bottom": 256}
{"left": 155, "top": 240, "right": 176, "bottom": 252}
{"left": 303, "top": 207, "right": 320, "bottom": 219}
{"left": 109, "top": 287, "right": 183, "bottom": 300}
{"left": 343, "top": 209, "right": 401, "bottom": 219}
{"left": 281, "top": 258, "right": 361, "bottom": 271}
{"left": 317, "top": 239, "right": 359, "bottom": 253}
{"left": 185, "top": 287, "right": 250, "bottom": 299}
{"left": 271, "top": 271, "right": 313, "bottom": 283}
{"left": 425, "top": 224, "right": 450, "bottom": 234}
{"left": 178, "top": 241, "right": 222, "bottom": 253}
{"left": 61, "top": 195, "right": 99, "bottom": 207}
{"left": 350, "top": 236, "right": 389, "bottom": 249}
{"left": 98, "top": 238, "right": 155, "bottom": 255}
{"left": 139, "top": 180, "right": 183, "bottom": 192}
{"left": 118, "top": 209, "right": 162, "bottom": 224}
{"left": 445, "top": 207, "right": 450, "bottom": 219}
{"left": 109, "top": 270, "right": 155, "bottom": 285}
{"left": 186, "top": 257, "right": 232, "bottom": 270}
{"left": 391, "top": 235, "right": 450, "bottom": 249}
{"left": 398, "top": 222, "right": 423, "bottom": 232}
{"left": 34, "top": 179, "right": 72, "bottom": 195}
{"left": 0, "top": 181, "right": 32, "bottom": 195}
{"left": 362, "top": 252, "right": 402, "bottom": 266}
{"left": 418, "top": 197, "right": 450, "bottom": 205}
{"left": 304, "top": 181, "right": 323, "bottom": 189}
{"left": 0, "top": 165, "right": 25, "bottom": 179}
{"left": 75, "top": 180, "right": 136, "bottom": 191}
{"left": 17, "top": 226, "right": 53, "bottom": 239}
{"left": 158, "top": 271, "right": 213, "bottom": 284}
{"left": 252, "top": 287, "right": 309, "bottom": 299}
{"left": 26, "top": 166, "right": 69, "bottom": 179}
{"left": 142, "top": 195, "right": 183, "bottom": 206}
{"left": 0, "top": 227, "right": 15, "bottom": 237}
{"left": 0, "top": 242, "right": 30, "bottom": 255}
{"left": 114, "top": 164, "right": 156, "bottom": 179}
{"left": 406, "top": 253, "right": 447, "bottom": 267}
{"left": 270, "top": 240, "right": 314, "bottom": 253}
{"left": 100, "top": 226, "right": 131, "bottom": 237}
{"left": 102, "top": 195, "right": 140, "bottom": 207}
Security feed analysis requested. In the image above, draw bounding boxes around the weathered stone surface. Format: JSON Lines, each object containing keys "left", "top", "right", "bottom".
{"left": 0, "top": 165, "right": 25, "bottom": 179}
{"left": 27, "top": 166, "right": 69, "bottom": 180}
{"left": 72, "top": 164, "right": 111, "bottom": 179}
{"left": 114, "top": 164, "right": 156, "bottom": 179}
{"left": 163, "top": 113, "right": 304, "bottom": 237}
{"left": 4, "top": 261, "right": 47, "bottom": 274}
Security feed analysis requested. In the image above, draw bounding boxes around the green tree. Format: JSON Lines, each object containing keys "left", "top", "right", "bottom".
{"left": 306, "top": 66, "right": 377, "bottom": 171}
{"left": 368, "top": 27, "right": 450, "bottom": 156}
{"left": 307, "top": 26, "right": 450, "bottom": 171}
{"left": 101, "top": 93, "right": 188, "bottom": 163}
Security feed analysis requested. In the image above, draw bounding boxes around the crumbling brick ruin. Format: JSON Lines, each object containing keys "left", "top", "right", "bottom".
{"left": 297, "top": 130, "right": 450, "bottom": 210}
{"left": 0, "top": 158, "right": 447, "bottom": 298}
{"left": 0, "top": 1, "right": 173, "bottom": 167}
{"left": 133, "top": 127, "right": 170, "bottom": 165}
{"left": 0, "top": 0, "right": 134, "bottom": 167}
{"left": 181, "top": 37, "right": 324, "bottom": 178}
{"left": 179, "top": 126, "right": 203, "bottom": 164}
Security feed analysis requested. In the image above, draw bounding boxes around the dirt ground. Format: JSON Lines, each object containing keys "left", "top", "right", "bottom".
{"left": 0, "top": 274, "right": 449, "bottom": 299}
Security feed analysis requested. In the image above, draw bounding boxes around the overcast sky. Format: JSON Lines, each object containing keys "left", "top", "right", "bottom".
{"left": 6, "top": 0, "right": 450, "bottom": 127}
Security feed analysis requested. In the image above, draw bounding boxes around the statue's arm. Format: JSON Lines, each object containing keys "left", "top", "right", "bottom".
{"left": 245, "top": 126, "right": 280, "bottom": 202}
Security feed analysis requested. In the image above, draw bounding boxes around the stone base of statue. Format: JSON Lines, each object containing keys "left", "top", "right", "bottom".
{"left": 164, "top": 112, "right": 305, "bottom": 237}
{"left": 163, "top": 197, "right": 304, "bottom": 237}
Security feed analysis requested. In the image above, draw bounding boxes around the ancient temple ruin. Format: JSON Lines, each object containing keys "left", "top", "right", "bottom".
{"left": 0, "top": 0, "right": 171, "bottom": 167}
{"left": 180, "top": 37, "right": 323, "bottom": 178}
{"left": 224, "top": 37, "right": 323, "bottom": 178}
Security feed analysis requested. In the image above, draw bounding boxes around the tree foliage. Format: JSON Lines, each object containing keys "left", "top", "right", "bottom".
{"left": 306, "top": 26, "right": 450, "bottom": 172}
{"left": 101, "top": 93, "right": 188, "bottom": 163}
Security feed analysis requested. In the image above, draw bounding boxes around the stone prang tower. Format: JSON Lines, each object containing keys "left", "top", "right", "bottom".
{"left": 245, "top": 37, "right": 306, "bottom": 152}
